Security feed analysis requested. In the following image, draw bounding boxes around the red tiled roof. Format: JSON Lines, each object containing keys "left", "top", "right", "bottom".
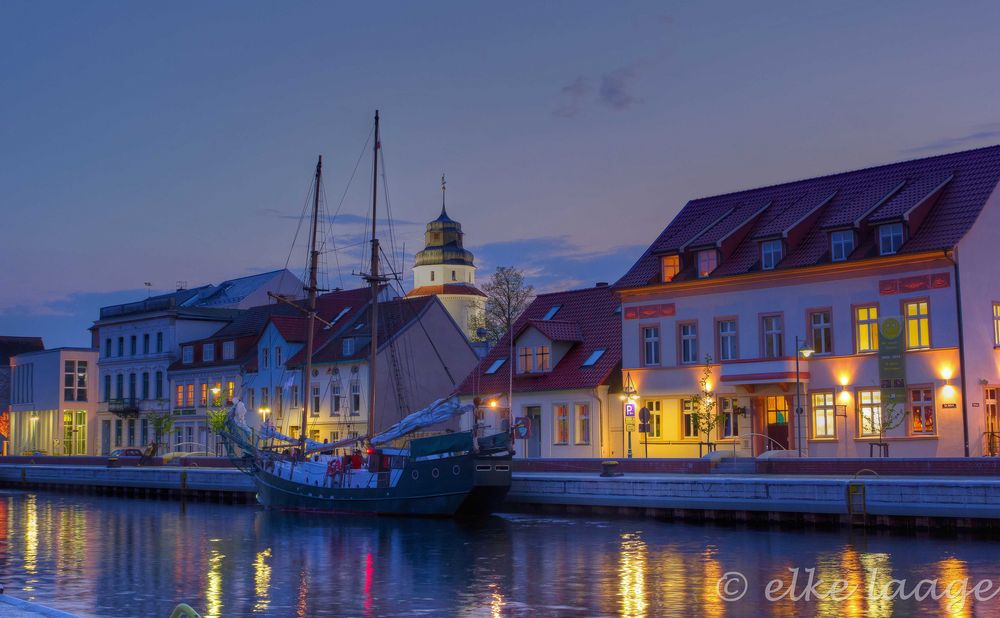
{"left": 519, "top": 319, "right": 583, "bottom": 342}
{"left": 616, "top": 145, "right": 1000, "bottom": 288}
{"left": 406, "top": 284, "right": 486, "bottom": 298}
{"left": 456, "top": 285, "right": 621, "bottom": 396}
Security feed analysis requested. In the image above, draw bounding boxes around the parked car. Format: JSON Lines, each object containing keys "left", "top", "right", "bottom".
{"left": 110, "top": 448, "right": 143, "bottom": 457}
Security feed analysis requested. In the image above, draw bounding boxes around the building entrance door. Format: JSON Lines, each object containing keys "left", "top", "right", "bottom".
{"left": 101, "top": 420, "right": 111, "bottom": 455}
{"left": 63, "top": 410, "right": 86, "bottom": 455}
{"left": 525, "top": 406, "right": 541, "bottom": 458}
{"left": 764, "top": 395, "right": 790, "bottom": 450}
{"left": 986, "top": 387, "right": 999, "bottom": 456}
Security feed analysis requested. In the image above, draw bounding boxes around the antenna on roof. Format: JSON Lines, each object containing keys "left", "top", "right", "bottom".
{"left": 176, "top": 280, "right": 187, "bottom": 291}
{"left": 144, "top": 282, "right": 152, "bottom": 298}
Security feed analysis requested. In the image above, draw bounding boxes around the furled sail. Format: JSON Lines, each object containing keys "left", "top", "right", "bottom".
{"left": 371, "top": 396, "right": 471, "bottom": 446}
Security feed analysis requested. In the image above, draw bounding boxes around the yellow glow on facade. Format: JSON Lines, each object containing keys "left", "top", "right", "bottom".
{"left": 489, "top": 399, "right": 498, "bottom": 408}
{"left": 942, "top": 384, "right": 957, "bottom": 399}
{"left": 839, "top": 387, "right": 852, "bottom": 404}
{"left": 940, "top": 366, "right": 954, "bottom": 381}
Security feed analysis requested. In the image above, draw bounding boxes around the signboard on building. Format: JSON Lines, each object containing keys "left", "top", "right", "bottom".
{"left": 878, "top": 316, "right": 906, "bottom": 411}
{"left": 512, "top": 417, "right": 531, "bottom": 440}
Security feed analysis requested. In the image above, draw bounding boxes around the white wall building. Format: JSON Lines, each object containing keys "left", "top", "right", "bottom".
{"left": 9, "top": 347, "right": 98, "bottom": 456}
{"left": 92, "top": 269, "right": 303, "bottom": 454}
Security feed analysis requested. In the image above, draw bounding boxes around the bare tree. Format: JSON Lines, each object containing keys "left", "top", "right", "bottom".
{"left": 470, "top": 266, "right": 535, "bottom": 342}
{"left": 689, "top": 357, "right": 726, "bottom": 453}
{"left": 861, "top": 399, "right": 905, "bottom": 456}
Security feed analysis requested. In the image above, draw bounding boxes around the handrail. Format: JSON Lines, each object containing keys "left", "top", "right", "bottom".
{"left": 740, "top": 432, "right": 789, "bottom": 458}
{"left": 169, "top": 603, "right": 201, "bottom": 618}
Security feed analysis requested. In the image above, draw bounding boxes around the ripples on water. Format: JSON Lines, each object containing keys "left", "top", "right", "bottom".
{"left": 1, "top": 490, "right": 999, "bottom": 617}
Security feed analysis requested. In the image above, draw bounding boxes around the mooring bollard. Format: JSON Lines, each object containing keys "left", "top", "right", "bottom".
{"left": 600, "top": 460, "right": 623, "bottom": 477}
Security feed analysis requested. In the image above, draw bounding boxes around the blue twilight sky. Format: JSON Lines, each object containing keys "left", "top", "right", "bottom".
{"left": 3, "top": 1, "right": 1000, "bottom": 347}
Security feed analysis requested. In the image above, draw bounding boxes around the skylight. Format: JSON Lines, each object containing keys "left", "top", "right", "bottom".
{"left": 582, "top": 349, "right": 605, "bottom": 367}
{"left": 331, "top": 306, "right": 351, "bottom": 324}
{"left": 542, "top": 305, "right": 561, "bottom": 320}
{"left": 484, "top": 358, "right": 506, "bottom": 374}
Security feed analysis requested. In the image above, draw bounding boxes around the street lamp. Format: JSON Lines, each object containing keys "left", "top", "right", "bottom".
{"left": 795, "top": 335, "right": 815, "bottom": 457}
{"left": 621, "top": 373, "right": 639, "bottom": 459}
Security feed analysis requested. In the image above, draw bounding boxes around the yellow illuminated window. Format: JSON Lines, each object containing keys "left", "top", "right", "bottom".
{"left": 905, "top": 300, "right": 930, "bottom": 350}
{"left": 175, "top": 385, "right": 184, "bottom": 407}
{"left": 858, "top": 389, "right": 881, "bottom": 437}
{"left": 812, "top": 392, "right": 835, "bottom": 438}
{"left": 993, "top": 303, "right": 1000, "bottom": 347}
{"left": 910, "top": 388, "right": 935, "bottom": 435}
{"left": 661, "top": 255, "right": 680, "bottom": 282}
{"left": 855, "top": 305, "right": 879, "bottom": 353}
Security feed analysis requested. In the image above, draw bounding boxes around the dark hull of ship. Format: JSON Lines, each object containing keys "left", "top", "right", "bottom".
{"left": 252, "top": 452, "right": 511, "bottom": 517}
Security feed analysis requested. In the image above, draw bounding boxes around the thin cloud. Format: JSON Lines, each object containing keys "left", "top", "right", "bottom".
{"left": 903, "top": 123, "right": 1000, "bottom": 154}
{"left": 599, "top": 66, "right": 640, "bottom": 110}
{"left": 553, "top": 62, "right": 646, "bottom": 117}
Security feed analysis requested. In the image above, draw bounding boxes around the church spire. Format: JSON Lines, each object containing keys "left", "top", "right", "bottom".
{"left": 440, "top": 173, "right": 447, "bottom": 218}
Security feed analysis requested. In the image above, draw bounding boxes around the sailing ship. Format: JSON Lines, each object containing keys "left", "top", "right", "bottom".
{"left": 221, "top": 111, "right": 512, "bottom": 516}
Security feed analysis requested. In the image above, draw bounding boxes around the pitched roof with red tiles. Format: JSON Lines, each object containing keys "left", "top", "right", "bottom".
{"left": 616, "top": 145, "right": 1000, "bottom": 288}
{"left": 456, "top": 285, "right": 621, "bottom": 396}
{"left": 287, "top": 295, "right": 438, "bottom": 366}
{"left": 519, "top": 319, "right": 583, "bottom": 342}
{"left": 405, "top": 284, "right": 486, "bottom": 298}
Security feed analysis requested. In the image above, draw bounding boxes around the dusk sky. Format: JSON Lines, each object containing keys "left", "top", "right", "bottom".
{"left": 3, "top": 1, "right": 1000, "bottom": 347}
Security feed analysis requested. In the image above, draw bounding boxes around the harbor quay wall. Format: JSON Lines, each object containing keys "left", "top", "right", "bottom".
{"left": 4, "top": 460, "right": 1000, "bottom": 528}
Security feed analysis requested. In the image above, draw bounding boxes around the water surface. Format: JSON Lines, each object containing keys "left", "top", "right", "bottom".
{"left": 1, "top": 489, "right": 998, "bottom": 616}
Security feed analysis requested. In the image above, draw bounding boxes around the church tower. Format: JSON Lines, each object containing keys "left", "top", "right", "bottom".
{"left": 406, "top": 176, "right": 485, "bottom": 339}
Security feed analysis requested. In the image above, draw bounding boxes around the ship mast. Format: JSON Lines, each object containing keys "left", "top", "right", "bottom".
{"left": 365, "top": 111, "right": 383, "bottom": 440}
{"left": 300, "top": 155, "right": 322, "bottom": 448}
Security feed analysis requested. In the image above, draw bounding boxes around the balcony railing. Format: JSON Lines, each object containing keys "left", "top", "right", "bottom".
{"left": 108, "top": 398, "right": 140, "bottom": 418}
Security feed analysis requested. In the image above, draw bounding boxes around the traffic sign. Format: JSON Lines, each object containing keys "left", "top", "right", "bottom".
{"left": 625, "top": 421, "right": 636, "bottom": 432}
{"left": 639, "top": 407, "right": 650, "bottom": 422}
{"left": 624, "top": 402, "right": 636, "bottom": 417}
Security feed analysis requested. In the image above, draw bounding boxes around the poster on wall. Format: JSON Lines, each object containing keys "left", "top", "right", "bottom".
{"left": 878, "top": 316, "right": 907, "bottom": 410}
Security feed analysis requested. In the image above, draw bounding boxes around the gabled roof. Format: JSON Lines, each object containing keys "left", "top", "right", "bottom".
{"left": 406, "top": 284, "right": 486, "bottom": 298}
{"left": 289, "top": 296, "right": 437, "bottom": 366}
{"left": 616, "top": 145, "right": 1000, "bottom": 288}
{"left": 519, "top": 319, "right": 583, "bottom": 343}
{"left": 0, "top": 336, "right": 44, "bottom": 364}
{"left": 171, "top": 287, "right": 371, "bottom": 372}
{"left": 456, "top": 285, "right": 621, "bottom": 395}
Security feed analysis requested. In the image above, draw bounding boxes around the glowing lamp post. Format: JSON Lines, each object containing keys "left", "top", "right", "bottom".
{"left": 621, "top": 373, "right": 639, "bottom": 459}
{"left": 795, "top": 336, "right": 815, "bottom": 457}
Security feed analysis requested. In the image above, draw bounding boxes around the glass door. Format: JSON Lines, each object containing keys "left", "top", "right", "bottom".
{"left": 764, "top": 395, "right": 790, "bottom": 450}
{"left": 63, "top": 410, "right": 87, "bottom": 455}
{"left": 986, "top": 388, "right": 999, "bottom": 456}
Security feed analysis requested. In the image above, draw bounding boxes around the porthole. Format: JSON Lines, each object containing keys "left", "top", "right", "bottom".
{"left": 452, "top": 465, "right": 461, "bottom": 476}
{"left": 431, "top": 467, "right": 440, "bottom": 479}
{"left": 411, "top": 469, "right": 419, "bottom": 480}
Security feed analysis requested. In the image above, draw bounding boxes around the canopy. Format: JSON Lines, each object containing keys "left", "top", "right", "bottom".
{"left": 371, "top": 396, "right": 471, "bottom": 446}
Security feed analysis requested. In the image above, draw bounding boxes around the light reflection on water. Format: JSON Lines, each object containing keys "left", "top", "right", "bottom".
{"left": 2, "top": 490, "right": 1000, "bottom": 617}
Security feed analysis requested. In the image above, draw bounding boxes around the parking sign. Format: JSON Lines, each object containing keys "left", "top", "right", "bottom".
{"left": 624, "top": 402, "right": 636, "bottom": 417}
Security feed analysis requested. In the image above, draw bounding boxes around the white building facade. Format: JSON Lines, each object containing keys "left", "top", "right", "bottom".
{"left": 9, "top": 347, "right": 98, "bottom": 456}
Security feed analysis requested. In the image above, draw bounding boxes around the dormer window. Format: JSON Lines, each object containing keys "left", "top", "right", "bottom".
{"left": 222, "top": 340, "right": 235, "bottom": 360}
{"left": 696, "top": 250, "right": 718, "bottom": 278}
{"left": 518, "top": 346, "right": 534, "bottom": 373}
{"left": 182, "top": 346, "right": 194, "bottom": 364}
{"left": 542, "top": 305, "right": 561, "bottom": 320}
{"left": 343, "top": 338, "right": 355, "bottom": 356}
{"left": 760, "top": 239, "right": 783, "bottom": 270}
{"left": 535, "top": 346, "right": 551, "bottom": 371}
{"left": 202, "top": 344, "right": 214, "bottom": 362}
{"left": 879, "top": 223, "right": 904, "bottom": 256}
{"left": 661, "top": 255, "right": 680, "bottom": 282}
{"left": 830, "top": 229, "right": 855, "bottom": 262}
